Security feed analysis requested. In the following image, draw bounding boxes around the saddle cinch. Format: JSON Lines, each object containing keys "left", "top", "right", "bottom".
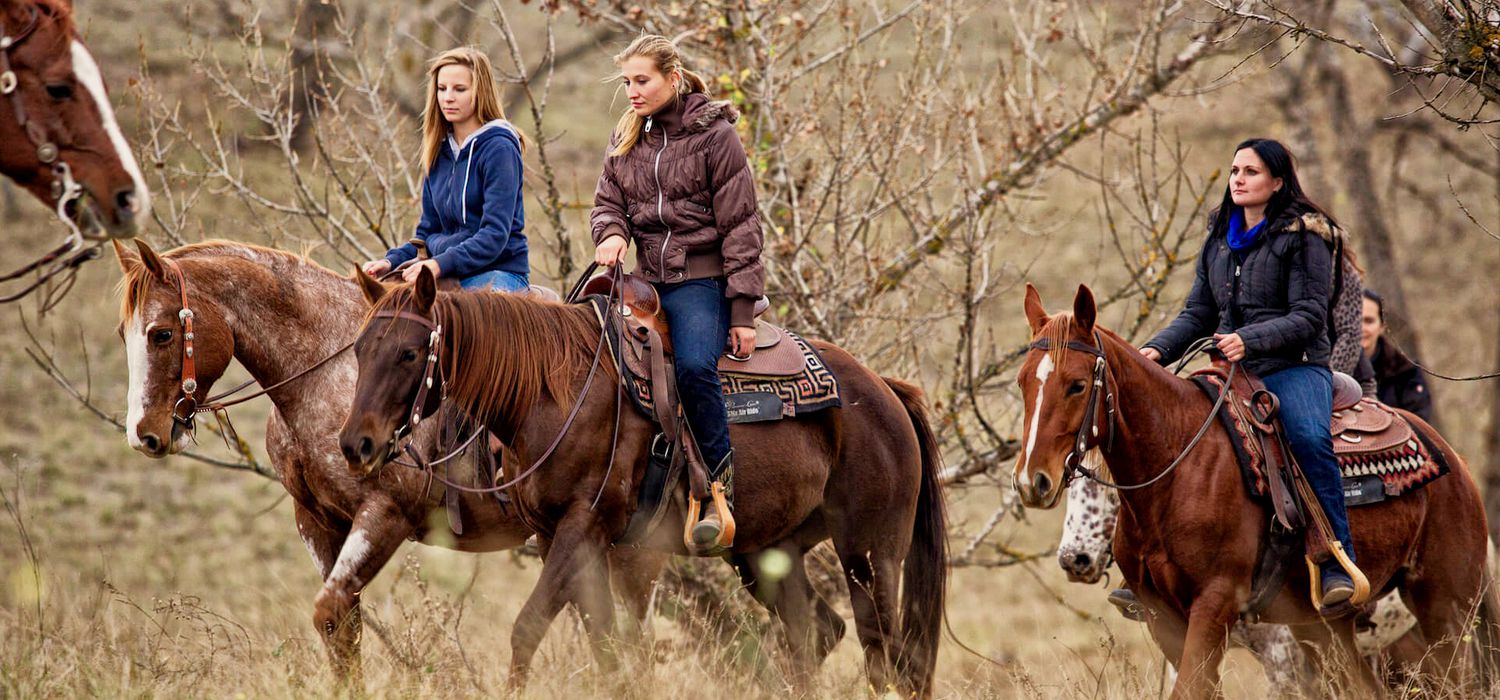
{"left": 1191, "top": 361, "right": 1450, "bottom": 617}
{"left": 580, "top": 274, "right": 842, "bottom": 553}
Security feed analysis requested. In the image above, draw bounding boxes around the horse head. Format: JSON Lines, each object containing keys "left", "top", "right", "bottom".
{"left": 115, "top": 239, "right": 233, "bottom": 456}
{"left": 339, "top": 265, "right": 444, "bottom": 474}
{"left": 1013, "top": 283, "right": 1112, "bottom": 508}
{"left": 1, "top": 0, "right": 148, "bottom": 238}
{"left": 1057, "top": 476, "right": 1119, "bottom": 583}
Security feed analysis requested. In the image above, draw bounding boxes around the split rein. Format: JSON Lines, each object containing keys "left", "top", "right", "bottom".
{"left": 1034, "top": 335, "right": 1233, "bottom": 492}
{"left": 378, "top": 263, "right": 625, "bottom": 497}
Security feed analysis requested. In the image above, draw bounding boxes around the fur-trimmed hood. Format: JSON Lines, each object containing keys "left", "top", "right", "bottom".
{"left": 652, "top": 92, "right": 740, "bottom": 137}
{"left": 1208, "top": 207, "right": 1347, "bottom": 245}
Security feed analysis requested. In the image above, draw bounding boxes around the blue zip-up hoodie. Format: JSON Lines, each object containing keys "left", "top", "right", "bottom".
{"left": 385, "top": 119, "right": 528, "bottom": 279}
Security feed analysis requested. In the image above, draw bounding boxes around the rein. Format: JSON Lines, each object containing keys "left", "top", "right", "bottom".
{"left": 1033, "top": 334, "right": 1232, "bottom": 491}
{"left": 374, "top": 264, "right": 624, "bottom": 496}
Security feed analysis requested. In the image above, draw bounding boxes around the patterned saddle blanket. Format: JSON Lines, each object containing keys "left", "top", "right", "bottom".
{"left": 587, "top": 294, "right": 842, "bottom": 424}
{"left": 1191, "top": 369, "right": 1448, "bottom": 507}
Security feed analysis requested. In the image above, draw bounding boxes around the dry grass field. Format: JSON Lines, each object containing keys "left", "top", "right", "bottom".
{"left": 2, "top": 1, "right": 1497, "bottom": 698}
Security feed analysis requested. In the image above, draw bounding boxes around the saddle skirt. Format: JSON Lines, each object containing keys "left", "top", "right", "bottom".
{"left": 582, "top": 279, "right": 842, "bottom": 424}
{"left": 1190, "top": 366, "right": 1448, "bottom": 504}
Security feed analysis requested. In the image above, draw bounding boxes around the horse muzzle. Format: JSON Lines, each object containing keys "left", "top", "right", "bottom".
{"left": 1015, "top": 468, "right": 1064, "bottom": 509}
{"left": 1059, "top": 548, "right": 1107, "bottom": 584}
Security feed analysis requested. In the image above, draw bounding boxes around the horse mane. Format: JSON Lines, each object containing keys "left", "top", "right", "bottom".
{"left": 367, "top": 288, "right": 608, "bottom": 425}
{"left": 118, "top": 240, "right": 335, "bottom": 320}
{"left": 26, "top": 0, "right": 75, "bottom": 37}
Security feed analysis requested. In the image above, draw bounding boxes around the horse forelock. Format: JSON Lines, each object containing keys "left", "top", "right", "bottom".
{"left": 1040, "top": 312, "right": 1074, "bottom": 372}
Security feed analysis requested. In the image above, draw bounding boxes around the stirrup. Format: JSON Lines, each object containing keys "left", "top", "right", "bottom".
{"left": 1306, "top": 541, "right": 1371, "bottom": 610}
{"left": 683, "top": 481, "right": 736, "bottom": 555}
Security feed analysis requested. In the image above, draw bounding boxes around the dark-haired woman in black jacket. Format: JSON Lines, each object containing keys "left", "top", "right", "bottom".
{"left": 1141, "top": 138, "right": 1359, "bottom": 606}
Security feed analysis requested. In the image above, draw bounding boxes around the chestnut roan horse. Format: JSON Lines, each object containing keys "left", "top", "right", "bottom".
{"left": 114, "top": 240, "right": 666, "bottom": 688}
{"left": 339, "top": 267, "right": 948, "bottom": 696}
{"left": 1014, "top": 284, "right": 1497, "bottom": 697}
{"left": 1, "top": 0, "right": 148, "bottom": 238}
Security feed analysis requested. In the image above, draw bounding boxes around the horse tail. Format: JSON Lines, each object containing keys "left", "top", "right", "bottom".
{"left": 883, "top": 376, "right": 947, "bottom": 699}
{"left": 1476, "top": 536, "right": 1500, "bottom": 690}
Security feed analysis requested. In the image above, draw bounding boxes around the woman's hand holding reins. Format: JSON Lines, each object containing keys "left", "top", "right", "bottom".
{"left": 1213, "top": 332, "right": 1246, "bottom": 362}
{"left": 1140, "top": 347, "right": 1162, "bottom": 363}
{"left": 363, "top": 259, "right": 391, "bottom": 277}
{"left": 401, "top": 259, "right": 441, "bottom": 283}
{"left": 729, "top": 326, "right": 756, "bottom": 359}
{"left": 595, "top": 236, "right": 629, "bottom": 267}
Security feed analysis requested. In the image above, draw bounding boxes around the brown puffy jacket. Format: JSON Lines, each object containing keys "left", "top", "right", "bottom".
{"left": 590, "top": 93, "right": 765, "bottom": 327}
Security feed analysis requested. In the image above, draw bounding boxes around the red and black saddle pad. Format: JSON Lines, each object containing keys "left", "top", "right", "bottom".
{"left": 1189, "top": 372, "right": 1449, "bottom": 506}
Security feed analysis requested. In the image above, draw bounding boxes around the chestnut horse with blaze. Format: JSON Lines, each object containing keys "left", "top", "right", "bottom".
{"left": 1013, "top": 283, "right": 1497, "bottom": 697}
{"left": 339, "top": 267, "right": 948, "bottom": 696}
{"left": 1, "top": 0, "right": 148, "bottom": 237}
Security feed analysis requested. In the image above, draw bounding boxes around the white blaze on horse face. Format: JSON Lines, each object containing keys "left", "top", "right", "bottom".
{"left": 70, "top": 41, "right": 152, "bottom": 218}
{"left": 124, "top": 307, "right": 151, "bottom": 449}
{"left": 1019, "top": 354, "right": 1055, "bottom": 481}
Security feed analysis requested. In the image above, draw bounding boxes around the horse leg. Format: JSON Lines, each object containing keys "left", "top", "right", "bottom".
{"left": 508, "top": 509, "right": 616, "bottom": 688}
{"left": 1402, "top": 578, "right": 1480, "bottom": 691}
{"left": 608, "top": 546, "right": 668, "bottom": 665}
{"left": 830, "top": 538, "right": 905, "bottom": 694}
{"left": 1292, "top": 618, "right": 1376, "bottom": 695}
{"left": 306, "top": 501, "right": 411, "bottom": 690}
{"left": 1169, "top": 585, "right": 1237, "bottom": 699}
{"left": 294, "top": 505, "right": 356, "bottom": 685}
{"left": 732, "top": 545, "right": 821, "bottom": 689}
{"left": 1234, "top": 622, "right": 1308, "bottom": 696}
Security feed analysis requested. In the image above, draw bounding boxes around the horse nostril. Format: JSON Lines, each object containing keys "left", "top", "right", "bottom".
{"left": 140, "top": 433, "right": 161, "bottom": 453}
{"left": 1032, "top": 472, "right": 1052, "bottom": 500}
{"left": 357, "top": 436, "right": 374, "bottom": 462}
{"left": 114, "top": 188, "right": 138, "bottom": 218}
{"left": 1072, "top": 552, "right": 1092, "bottom": 571}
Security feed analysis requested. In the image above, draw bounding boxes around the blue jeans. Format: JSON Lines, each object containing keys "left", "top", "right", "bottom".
{"left": 1262, "top": 365, "right": 1355, "bottom": 565}
{"left": 460, "top": 269, "right": 529, "bottom": 293}
{"left": 656, "top": 278, "right": 733, "bottom": 472}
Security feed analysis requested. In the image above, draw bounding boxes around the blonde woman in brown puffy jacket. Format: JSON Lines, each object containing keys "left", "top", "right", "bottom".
{"left": 590, "top": 35, "right": 765, "bottom": 551}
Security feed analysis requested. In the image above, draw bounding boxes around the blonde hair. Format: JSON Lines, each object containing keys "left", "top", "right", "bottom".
{"left": 420, "top": 47, "right": 529, "bottom": 173}
{"left": 608, "top": 35, "right": 709, "bottom": 158}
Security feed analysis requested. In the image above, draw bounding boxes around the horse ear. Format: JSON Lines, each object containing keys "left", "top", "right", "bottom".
{"left": 134, "top": 239, "right": 167, "bottom": 281}
{"left": 353, "top": 265, "right": 386, "bottom": 306}
{"left": 1024, "top": 283, "right": 1049, "bottom": 335}
{"left": 414, "top": 265, "right": 437, "bottom": 313}
{"left": 113, "top": 240, "right": 140, "bottom": 275}
{"left": 1072, "top": 284, "right": 1097, "bottom": 333}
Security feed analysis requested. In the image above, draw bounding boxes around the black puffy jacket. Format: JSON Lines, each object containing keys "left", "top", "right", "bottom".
{"left": 1145, "top": 209, "right": 1335, "bottom": 378}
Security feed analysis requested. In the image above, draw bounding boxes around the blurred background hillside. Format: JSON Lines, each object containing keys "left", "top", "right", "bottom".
{"left": 2, "top": 0, "right": 1497, "bottom": 697}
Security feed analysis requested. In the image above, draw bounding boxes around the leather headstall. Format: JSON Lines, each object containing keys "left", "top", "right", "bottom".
{"left": 1028, "top": 332, "right": 1117, "bottom": 486}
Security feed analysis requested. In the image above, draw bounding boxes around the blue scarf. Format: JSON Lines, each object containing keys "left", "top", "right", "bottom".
{"left": 1226, "top": 210, "right": 1267, "bottom": 251}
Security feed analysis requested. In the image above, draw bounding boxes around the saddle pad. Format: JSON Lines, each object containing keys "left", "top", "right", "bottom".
{"left": 624, "top": 330, "right": 842, "bottom": 423}
{"left": 1189, "top": 374, "right": 1447, "bottom": 506}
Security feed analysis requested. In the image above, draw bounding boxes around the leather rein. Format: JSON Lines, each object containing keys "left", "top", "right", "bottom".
{"left": 0, "top": 4, "right": 101, "bottom": 307}
{"left": 1031, "top": 334, "right": 1233, "bottom": 491}
{"left": 372, "top": 264, "right": 624, "bottom": 496}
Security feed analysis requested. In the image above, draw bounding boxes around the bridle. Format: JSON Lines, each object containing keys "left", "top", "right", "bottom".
{"left": 0, "top": 3, "right": 107, "bottom": 307}
{"left": 368, "top": 308, "right": 447, "bottom": 462}
{"left": 157, "top": 259, "right": 354, "bottom": 444}
{"left": 1028, "top": 333, "right": 1232, "bottom": 492}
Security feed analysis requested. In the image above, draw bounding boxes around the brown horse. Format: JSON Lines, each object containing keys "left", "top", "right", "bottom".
{"left": 338, "top": 267, "right": 948, "bottom": 696}
{"left": 1013, "top": 284, "right": 1498, "bottom": 697}
{"left": 1, "top": 0, "right": 148, "bottom": 237}
{"left": 113, "top": 239, "right": 666, "bottom": 687}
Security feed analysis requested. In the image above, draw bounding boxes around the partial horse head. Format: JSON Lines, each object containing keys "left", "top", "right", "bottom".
{"left": 1057, "top": 475, "right": 1119, "bottom": 583}
{"left": 1013, "top": 283, "right": 1106, "bottom": 508}
{"left": 1, "top": 0, "right": 148, "bottom": 238}
{"left": 115, "top": 240, "right": 234, "bottom": 456}
{"left": 340, "top": 266, "right": 445, "bottom": 472}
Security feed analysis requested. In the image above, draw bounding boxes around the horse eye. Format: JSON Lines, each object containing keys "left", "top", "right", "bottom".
{"left": 150, "top": 329, "right": 174, "bottom": 346}
{"left": 45, "top": 83, "right": 74, "bottom": 100}
{"left": 1066, "top": 381, "right": 1086, "bottom": 396}
{"left": 399, "top": 349, "right": 419, "bottom": 363}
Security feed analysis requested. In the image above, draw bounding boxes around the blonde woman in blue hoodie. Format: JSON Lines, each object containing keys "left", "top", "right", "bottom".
{"left": 363, "top": 48, "right": 530, "bottom": 291}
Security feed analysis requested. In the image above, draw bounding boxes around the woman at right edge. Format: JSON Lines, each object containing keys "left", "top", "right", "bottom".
{"left": 1141, "top": 138, "right": 1364, "bottom": 606}
{"left": 589, "top": 35, "right": 765, "bottom": 552}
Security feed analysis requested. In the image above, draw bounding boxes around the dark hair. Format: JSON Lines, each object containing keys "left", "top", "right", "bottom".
{"left": 1211, "top": 138, "right": 1338, "bottom": 240}
{"left": 1363, "top": 288, "right": 1385, "bottom": 321}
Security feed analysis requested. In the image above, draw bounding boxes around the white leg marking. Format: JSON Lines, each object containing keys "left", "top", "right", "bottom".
{"left": 1020, "top": 354, "right": 1054, "bottom": 480}
{"left": 124, "top": 308, "right": 149, "bottom": 448}
{"left": 329, "top": 530, "right": 373, "bottom": 586}
{"left": 70, "top": 41, "right": 151, "bottom": 217}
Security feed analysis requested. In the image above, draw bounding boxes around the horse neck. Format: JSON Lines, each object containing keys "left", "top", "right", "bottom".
{"left": 183, "top": 252, "right": 363, "bottom": 402}
{"left": 1094, "top": 331, "right": 1219, "bottom": 511}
